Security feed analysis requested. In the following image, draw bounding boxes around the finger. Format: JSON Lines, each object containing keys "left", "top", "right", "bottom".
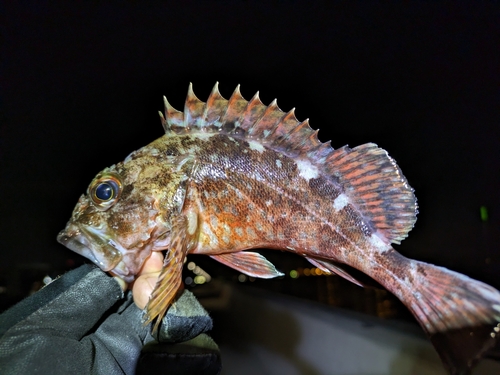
{"left": 138, "top": 251, "right": 164, "bottom": 276}
{"left": 113, "top": 275, "right": 128, "bottom": 291}
{"left": 133, "top": 271, "right": 161, "bottom": 310}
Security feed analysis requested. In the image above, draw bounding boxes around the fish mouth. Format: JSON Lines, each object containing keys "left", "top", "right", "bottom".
{"left": 57, "top": 223, "right": 125, "bottom": 274}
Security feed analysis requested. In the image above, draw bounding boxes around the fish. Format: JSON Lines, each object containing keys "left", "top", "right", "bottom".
{"left": 57, "top": 83, "right": 500, "bottom": 375}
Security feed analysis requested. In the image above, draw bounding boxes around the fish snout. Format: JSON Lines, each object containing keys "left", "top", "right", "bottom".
{"left": 57, "top": 223, "right": 123, "bottom": 272}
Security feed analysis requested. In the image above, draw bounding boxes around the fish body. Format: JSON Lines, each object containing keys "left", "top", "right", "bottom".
{"left": 58, "top": 83, "right": 500, "bottom": 374}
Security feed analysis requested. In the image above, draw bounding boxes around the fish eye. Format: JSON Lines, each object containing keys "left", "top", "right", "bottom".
{"left": 95, "top": 182, "right": 114, "bottom": 201}
{"left": 89, "top": 173, "right": 122, "bottom": 210}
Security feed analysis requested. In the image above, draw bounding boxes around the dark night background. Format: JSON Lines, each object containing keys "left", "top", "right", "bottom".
{"left": 1, "top": 1, "right": 499, "bottom": 317}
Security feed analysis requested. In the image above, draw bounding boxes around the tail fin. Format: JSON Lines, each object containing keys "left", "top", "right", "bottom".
{"left": 375, "top": 252, "right": 500, "bottom": 375}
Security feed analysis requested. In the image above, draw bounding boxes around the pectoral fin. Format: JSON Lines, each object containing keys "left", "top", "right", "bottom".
{"left": 306, "top": 256, "right": 365, "bottom": 287}
{"left": 211, "top": 252, "right": 284, "bottom": 278}
{"left": 144, "top": 210, "right": 198, "bottom": 332}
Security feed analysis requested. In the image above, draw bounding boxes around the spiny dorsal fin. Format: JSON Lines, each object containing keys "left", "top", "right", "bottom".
{"left": 160, "top": 83, "right": 417, "bottom": 243}
{"left": 203, "top": 82, "right": 227, "bottom": 130}
{"left": 162, "top": 96, "right": 184, "bottom": 131}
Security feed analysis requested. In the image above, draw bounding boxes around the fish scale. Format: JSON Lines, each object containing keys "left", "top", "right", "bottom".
{"left": 58, "top": 83, "right": 500, "bottom": 375}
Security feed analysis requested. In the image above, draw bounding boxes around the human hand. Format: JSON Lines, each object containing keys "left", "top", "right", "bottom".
{"left": 131, "top": 251, "right": 164, "bottom": 310}
{"left": 128, "top": 252, "right": 213, "bottom": 343}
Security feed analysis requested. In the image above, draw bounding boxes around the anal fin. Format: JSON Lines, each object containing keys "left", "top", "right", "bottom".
{"left": 211, "top": 252, "right": 284, "bottom": 278}
{"left": 306, "top": 256, "right": 365, "bottom": 287}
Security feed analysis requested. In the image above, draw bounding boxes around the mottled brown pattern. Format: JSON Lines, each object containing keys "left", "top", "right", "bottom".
{"left": 182, "top": 134, "right": 373, "bottom": 264}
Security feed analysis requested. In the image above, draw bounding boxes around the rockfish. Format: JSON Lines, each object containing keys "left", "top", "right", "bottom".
{"left": 58, "top": 83, "right": 500, "bottom": 374}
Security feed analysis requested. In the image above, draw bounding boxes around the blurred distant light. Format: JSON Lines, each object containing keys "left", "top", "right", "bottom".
{"left": 187, "top": 262, "right": 196, "bottom": 271}
{"left": 185, "top": 276, "right": 193, "bottom": 285}
{"left": 480, "top": 206, "right": 489, "bottom": 222}
{"left": 194, "top": 266, "right": 201, "bottom": 274}
{"left": 289, "top": 270, "right": 298, "bottom": 279}
{"left": 43, "top": 275, "right": 53, "bottom": 285}
{"left": 314, "top": 268, "right": 322, "bottom": 276}
{"left": 303, "top": 268, "right": 311, "bottom": 276}
{"left": 238, "top": 274, "right": 247, "bottom": 282}
{"left": 194, "top": 275, "right": 206, "bottom": 284}
{"left": 249, "top": 277, "right": 256, "bottom": 282}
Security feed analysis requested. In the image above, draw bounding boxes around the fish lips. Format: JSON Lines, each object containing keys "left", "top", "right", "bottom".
{"left": 57, "top": 224, "right": 124, "bottom": 273}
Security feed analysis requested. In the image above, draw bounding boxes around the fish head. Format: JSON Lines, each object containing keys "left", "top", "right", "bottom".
{"left": 57, "top": 141, "right": 186, "bottom": 283}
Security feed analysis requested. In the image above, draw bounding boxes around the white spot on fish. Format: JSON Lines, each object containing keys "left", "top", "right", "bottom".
{"left": 194, "top": 132, "right": 214, "bottom": 140}
{"left": 263, "top": 130, "right": 271, "bottom": 137}
{"left": 248, "top": 140, "right": 265, "bottom": 153}
{"left": 368, "top": 234, "right": 390, "bottom": 253}
{"left": 235, "top": 227, "right": 243, "bottom": 236}
{"left": 265, "top": 200, "right": 272, "bottom": 206}
{"left": 210, "top": 154, "right": 219, "bottom": 163}
{"left": 276, "top": 159, "right": 282, "bottom": 168}
{"left": 333, "top": 194, "right": 349, "bottom": 211}
{"left": 201, "top": 223, "right": 219, "bottom": 246}
{"left": 210, "top": 215, "right": 218, "bottom": 229}
{"left": 187, "top": 210, "right": 198, "bottom": 235}
{"left": 124, "top": 151, "right": 136, "bottom": 163}
{"left": 222, "top": 223, "right": 231, "bottom": 236}
{"left": 221, "top": 223, "right": 231, "bottom": 244}
{"left": 246, "top": 227, "right": 257, "bottom": 239}
{"left": 295, "top": 159, "right": 319, "bottom": 181}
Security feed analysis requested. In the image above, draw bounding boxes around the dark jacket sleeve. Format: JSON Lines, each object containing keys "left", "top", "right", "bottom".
{"left": 0, "top": 264, "right": 150, "bottom": 375}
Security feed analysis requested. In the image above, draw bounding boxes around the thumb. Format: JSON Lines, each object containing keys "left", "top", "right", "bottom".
{"left": 133, "top": 272, "right": 161, "bottom": 310}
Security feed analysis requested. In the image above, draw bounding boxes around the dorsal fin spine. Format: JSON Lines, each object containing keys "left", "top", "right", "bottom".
{"left": 222, "top": 84, "right": 247, "bottom": 133}
{"left": 163, "top": 96, "right": 184, "bottom": 131}
{"left": 248, "top": 99, "right": 285, "bottom": 138}
{"left": 184, "top": 82, "right": 206, "bottom": 130}
{"left": 205, "top": 82, "right": 228, "bottom": 130}
{"left": 158, "top": 110, "right": 167, "bottom": 132}
{"left": 239, "top": 92, "right": 266, "bottom": 132}
{"left": 269, "top": 109, "right": 299, "bottom": 148}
